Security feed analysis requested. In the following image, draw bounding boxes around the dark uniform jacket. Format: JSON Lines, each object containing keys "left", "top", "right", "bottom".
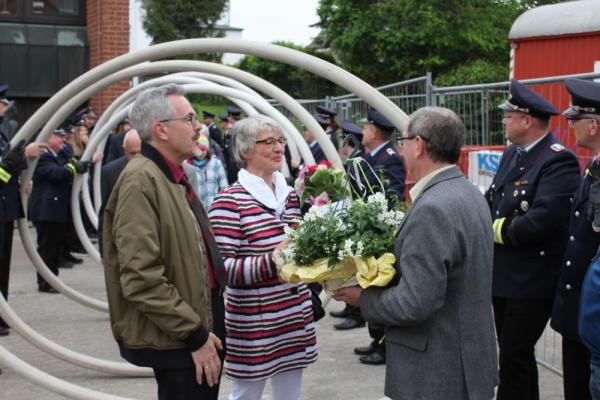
{"left": 486, "top": 133, "right": 580, "bottom": 299}
{"left": 208, "top": 123, "right": 223, "bottom": 148}
{"left": 550, "top": 162, "right": 600, "bottom": 341}
{"left": 309, "top": 141, "right": 326, "bottom": 164}
{"left": 0, "top": 133, "right": 25, "bottom": 222}
{"left": 29, "top": 149, "right": 74, "bottom": 223}
{"left": 349, "top": 141, "right": 405, "bottom": 204}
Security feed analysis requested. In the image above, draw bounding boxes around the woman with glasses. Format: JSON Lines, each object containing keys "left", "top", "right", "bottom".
{"left": 208, "top": 114, "right": 317, "bottom": 400}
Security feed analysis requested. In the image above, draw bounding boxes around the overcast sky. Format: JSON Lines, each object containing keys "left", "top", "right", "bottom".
{"left": 229, "top": 0, "right": 321, "bottom": 45}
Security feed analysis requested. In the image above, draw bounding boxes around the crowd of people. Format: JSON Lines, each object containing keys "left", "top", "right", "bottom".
{"left": 2, "top": 79, "right": 600, "bottom": 399}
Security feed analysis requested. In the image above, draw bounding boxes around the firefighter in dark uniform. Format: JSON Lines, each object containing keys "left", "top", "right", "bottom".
{"left": 29, "top": 129, "right": 90, "bottom": 293}
{"left": 550, "top": 78, "right": 600, "bottom": 400}
{"left": 224, "top": 106, "right": 242, "bottom": 184}
{"left": 302, "top": 114, "right": 329, "bottom": 164}
{"left": 339, "top": 120, "right": 364, "bottom": 164}
{"left": 0, "top": 134, "right": 44, "bottom": 335}
{"left": 487, "top": 79, "right": 580, "bottom": 400}
{"left": 315, "top": 105, "right": 340, "bottom": 150}
{"left": 202, "top": 110, "right": 223, "bottom": 148}
{"left": 334, "top": 109, "right": 405, "bottom": 366}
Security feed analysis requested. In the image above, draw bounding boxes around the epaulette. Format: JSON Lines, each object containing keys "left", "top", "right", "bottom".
{"left": 550, "top": 143, "right": 565, "bottom": 152}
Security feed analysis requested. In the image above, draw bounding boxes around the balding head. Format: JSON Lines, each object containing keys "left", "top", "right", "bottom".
{"left": 123, "top": 129, "right": 141, "bottom": 160}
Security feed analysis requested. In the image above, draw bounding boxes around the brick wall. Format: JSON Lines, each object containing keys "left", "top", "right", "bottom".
{"left": 86, "top": 0, "right": 130, "bottom": 114}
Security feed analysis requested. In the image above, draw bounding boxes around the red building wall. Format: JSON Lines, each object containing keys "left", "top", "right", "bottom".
{"left": 512, "top": 32, "right": 600, "bottom": 167}
{"left": 86, "top": 0, "right": 130, "bottom": 114}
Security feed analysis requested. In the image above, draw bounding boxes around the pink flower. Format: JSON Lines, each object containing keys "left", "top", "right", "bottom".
{"left": 310, "top": 192, "right": 330, "bottom": 206}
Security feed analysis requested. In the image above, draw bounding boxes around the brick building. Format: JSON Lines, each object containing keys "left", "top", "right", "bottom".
{"left": 0, "top": 0, "right": 130, "bottom": 124}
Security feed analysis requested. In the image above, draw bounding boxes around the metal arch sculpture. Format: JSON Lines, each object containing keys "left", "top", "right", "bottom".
{"left": 2, "top": 39, "right": 408, "bottom": 398}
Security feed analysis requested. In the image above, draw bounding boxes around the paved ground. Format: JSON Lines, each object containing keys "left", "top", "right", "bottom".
{"left": 0, "top": 229, "right": 564, "bottom": 399}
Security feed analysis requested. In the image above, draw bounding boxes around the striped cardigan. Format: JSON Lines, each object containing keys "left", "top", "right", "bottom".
{"left": 208, "top": 183, "right": 318, "bottom": 380}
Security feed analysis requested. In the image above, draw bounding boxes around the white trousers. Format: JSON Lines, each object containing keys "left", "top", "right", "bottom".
{"left": 228, "top": 368, "right": 303, "bottom": 400}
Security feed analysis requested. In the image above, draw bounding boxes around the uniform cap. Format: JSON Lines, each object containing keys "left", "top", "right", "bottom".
{"left": 226, "top": 106, "right": 241, "bottom": 116}
{"left": 315, "top": 105, "right": 337, "bottom": 117}
{"left": 563, "top": 79, "right": 600, "bottom": 117}
{"left": 52, "top": 128, "right": 66, "bottom": 137}
{"left": 312, "top": 114, "right": 329, "bottom": 129}
{"left": 365, "top": 109, "right": 395, "bottom": 132}
{"left": 341, "top": 121, "right": 363, "bottom": 137}
{"left": 219, "top": 114, "right": 228, "bottom": 122}
{"left": 498, "top": 79, "right": 559, "bottom": 118}
{"left": 202, "top": 110, "right": 215, "bottom": 118}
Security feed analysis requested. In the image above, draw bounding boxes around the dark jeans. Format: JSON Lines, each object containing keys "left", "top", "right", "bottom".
{"left": 153, "top": 295, "right": 226, "bottom": 400}
{"left": 563, "top": 336, "right": 591, "bottom": 400}
{"left": 493, "top": 296, "right": 553, "bottom": 400}
{"left": 0, "top": 222, "right": 13, "bottom": 328}
{"left": 34, "top": 222, "right": 64, "bottom": 288}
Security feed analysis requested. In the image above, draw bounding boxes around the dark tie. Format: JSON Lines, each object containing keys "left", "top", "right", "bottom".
{"left": 180, "top": 174, "right": 227, "bottom": 288}
{"left": 509, "top": 147, "right": 525, "bottom": 170}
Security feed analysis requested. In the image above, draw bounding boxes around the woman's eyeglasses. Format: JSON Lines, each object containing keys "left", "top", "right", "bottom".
{"left": 256, "top": 137, "right": 287, "bottom": 146}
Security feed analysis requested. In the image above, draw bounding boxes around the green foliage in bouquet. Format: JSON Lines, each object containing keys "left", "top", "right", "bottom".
{"left": 281, "top": 193, "right": 404, "bottom": 268}
{"left": 295, "top": 162, "right": 349, "bottom": 206}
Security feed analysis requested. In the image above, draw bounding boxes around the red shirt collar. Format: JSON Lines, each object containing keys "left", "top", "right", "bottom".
{"left": 157, "top": 151, "right": 186, "bottom": 184}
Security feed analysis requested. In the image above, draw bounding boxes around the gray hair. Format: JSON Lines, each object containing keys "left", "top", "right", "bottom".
{"left": 407, "top": 106, "right": 465, "bottom": 164}
{"left": 129, "top": 83, "right": 185, "bottom": 142}
{"left": 232, "top": 114, "right": 284, "bottom": 167}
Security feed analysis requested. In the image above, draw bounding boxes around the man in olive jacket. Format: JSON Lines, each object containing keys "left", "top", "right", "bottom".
{"left": 102, "top": 84, "right": 226, "bottom": 400}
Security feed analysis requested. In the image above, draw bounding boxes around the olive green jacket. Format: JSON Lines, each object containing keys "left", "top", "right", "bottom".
{"left": 102, "top": 143, "right": 212, "bottom": 359}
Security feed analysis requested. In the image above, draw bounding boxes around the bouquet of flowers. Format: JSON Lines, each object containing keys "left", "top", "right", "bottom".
{"left": 295, "top": 160, "right": 349, "bottom": 206}
{"left": 276, "top": 192, "right": 404, "bottom": 292}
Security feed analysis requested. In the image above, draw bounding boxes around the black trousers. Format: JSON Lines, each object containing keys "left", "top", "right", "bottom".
{"left": 368, "top": 323, "right": 386, "bottom": 354}
{"left": 154, "top": 295, "right": 226, "bottom": 400}
{"left": 34, "top": 222, "right": 64, "bottom": 288}
{"left": 493, "top": 296, "right": 554, "bottom": 400}
{"left": 0, "top": 222, "right": 14, "bottom": 328}
{"left": 563, "top": 336, "right": 592, "bottom": 400}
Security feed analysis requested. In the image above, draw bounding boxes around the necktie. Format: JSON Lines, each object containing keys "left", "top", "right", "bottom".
{"left": 180, "top": 174, "right": 227, "bottom": 288}
{"left": 509, "top": 147, "right": 525, "bottom": 170}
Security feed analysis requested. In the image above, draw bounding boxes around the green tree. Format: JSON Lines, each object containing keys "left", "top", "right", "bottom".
{"left": 316, "top": 0, "right": 563, "bottom": 86}
{"left": 142, "top": 0, "right": 227, "bottom": 62}
{"left": 237, "top": 41, "right": 342, "bottom": 99}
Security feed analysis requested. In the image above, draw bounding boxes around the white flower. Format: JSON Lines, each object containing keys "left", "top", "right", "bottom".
{"left": 275, "top": 244, "right": 297, "bottom": 267}
{"left": 367, "top": 192, "right": 387, "bottom": 210}
{"left": 304, "top": 204, "right": 326, "bottom": 222}
{"left": 377, "top": 209, "right": 405, "bottom": 226}
{"left": 355, "top": 240, "right": 365, "bottom": 257}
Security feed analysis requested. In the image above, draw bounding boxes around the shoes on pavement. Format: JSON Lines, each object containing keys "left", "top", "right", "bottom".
{"left": 38, "top": 285, "right": 59, "bottom": 294}
{"left": 359, "top": 352, "right": 386, "bottom": 365}
{"left": 329, "top": 308, "right": 350, "bottom": 318}
{"left": 334, "top": 317, "right": 365, "bottom": 330}
{"left": 354, "top": 344, "right": 376, "bottom": 356}
{"left": 63, "top": 254, "right": 83, "bottom": 264}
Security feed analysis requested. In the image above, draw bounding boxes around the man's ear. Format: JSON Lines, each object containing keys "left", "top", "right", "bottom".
{"left": 152, "top": 121, "right": 169, "bottom": 142}
{"left": 414, "top": 136, "right": 427, "bottom": 159}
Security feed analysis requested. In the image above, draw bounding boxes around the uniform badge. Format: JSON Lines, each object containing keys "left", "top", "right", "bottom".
{"left": 514, "top": 180, "right": 529, "bottom": 187}
{"left": 550, "top": 143, "right": 565, "bottom": 152}
{"left": 521, "top": 200, "right": 529, "bottom": 212}
{"left": 386, "top": 148, "right": 396, "bottom": 156}
{"left": 513, "top": 190, "right": 518, "bottom": 197}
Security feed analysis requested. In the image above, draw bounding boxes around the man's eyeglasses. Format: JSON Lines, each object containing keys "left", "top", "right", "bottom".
{"left": 159, "top": 113, "right": 198, "bottom": 127}
{"left": 397, "top": 136, "right": 423, "bottom": 147}
{"left": 256, "top": 137, "right": 287, "bottom": 146}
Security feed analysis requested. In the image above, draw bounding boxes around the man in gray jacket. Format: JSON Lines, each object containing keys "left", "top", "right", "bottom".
{"left": 334, "top": 106, "right": 498, "bottom": 399}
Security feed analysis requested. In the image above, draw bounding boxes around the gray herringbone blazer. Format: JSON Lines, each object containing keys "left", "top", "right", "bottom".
{"left": 361, "top": 166, "right": 498, "bottom": 400}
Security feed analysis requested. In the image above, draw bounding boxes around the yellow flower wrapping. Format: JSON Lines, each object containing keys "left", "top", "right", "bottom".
{"left": 280, "top": 253, "right": 396, "bottom": 289}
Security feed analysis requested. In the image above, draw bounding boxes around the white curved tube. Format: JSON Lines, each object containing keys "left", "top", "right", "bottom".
{"left": 19, "top": 60, "right": 321, "bottom": 310}
{"left": 75, "top": 82, "right": 309, "bottom": 267}
{"left": 0, "top": 295, "right": 152, "bottom": 377}
{"left": 0, "top": 344, "right": 141, "bottom": 399}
